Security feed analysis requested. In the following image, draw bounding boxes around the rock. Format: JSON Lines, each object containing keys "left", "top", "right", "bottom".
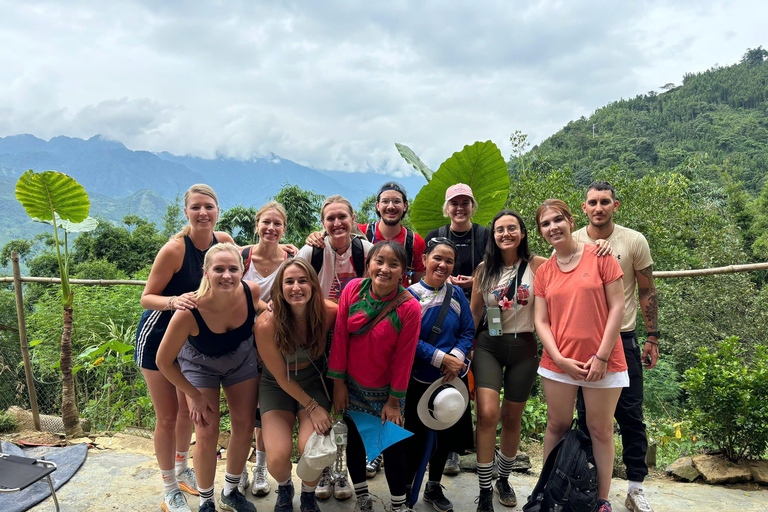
{"left": 665, "top": 457, "right": 701, "bottom": 482}
{"left": 692, "top": 454, "right": 751, "bottom": 484}
{"left": 511, "top": 452, "right": 532, "bottom": 472}
{"left": 746, "top": 460, "right": 768, "bottom": 485}
{"left": 218, "top": 431, "right": 231, "bottom": 450}
{"left": 459, "top": 452, "right": 477, "bottom": 471}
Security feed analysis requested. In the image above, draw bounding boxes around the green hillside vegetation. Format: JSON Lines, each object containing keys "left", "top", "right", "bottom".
{"left": 531, "top": 47, "right": 768, "bottom": 192}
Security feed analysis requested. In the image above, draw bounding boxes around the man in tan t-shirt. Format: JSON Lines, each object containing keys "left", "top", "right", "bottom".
{"left": 572, "top": 181, "right": 659, "bottom": 512}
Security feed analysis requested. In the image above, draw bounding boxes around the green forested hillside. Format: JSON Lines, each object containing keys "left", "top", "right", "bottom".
{"left": 533, "top": 47, "right": 768, "bottom": 192}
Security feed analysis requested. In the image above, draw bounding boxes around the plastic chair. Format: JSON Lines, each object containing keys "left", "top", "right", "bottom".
{"left": 0, "top": 452, "right": 60, "bottom": 511}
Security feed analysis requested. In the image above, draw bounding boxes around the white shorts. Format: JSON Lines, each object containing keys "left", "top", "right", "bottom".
{"left": 537, "top": 367, "right": 629, "bottom": 388}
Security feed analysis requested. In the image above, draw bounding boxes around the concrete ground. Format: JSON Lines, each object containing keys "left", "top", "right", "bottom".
{"left": 27, "top": 435, "right": 768, "bottom": 512}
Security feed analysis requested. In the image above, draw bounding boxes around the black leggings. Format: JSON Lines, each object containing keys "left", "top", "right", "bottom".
{"left": 345, "top": 412, "right": 408, "bottom": 496}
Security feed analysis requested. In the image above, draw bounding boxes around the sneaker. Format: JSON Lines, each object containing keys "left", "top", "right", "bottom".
{"left": 353, "top": 496, "right": 374, "bottom": 512}
{"left": 238, "top": 466, "right": 250, "bottom": 495}
{"left": 392, "top": 505, "right": 414, "bottom": 512}
{"left": 625, "top": 489, "right": 654, "bottom": 512}
{"left": 333, "top": 473, "right": 352, "bottom": 500}
{"left": 251, "top": 465, "right": 271, "bottom": 496}
{"left": 177, "top": 467, "right": 199, "bottom": 495}
{"left": 598, "top": 499, "right": 613, "bottom": 512}
{"left": 494, "top": 478, "right": 516, "bottom": 507}
{"left": 300, "top": 491, "right": 320, "bottom": 512}
{"left": 475, "top": 488, "right": 494, "bottom": 512}
{"left": 443, "top": 452, "right": 460, "bottom": 476}
{"left": 365, "top": 454, "right": 383, "bottom": 478}
{"left": 274, "top": 482, "right": 295, "bottom": 512}
{"left": 161, "top": 489, "right": 192, "bottom": 512}
{"left": 198, "top": 501, "right": 217, "bottom": 512}
{"left": 315, "top": 467, "right": 332, "bottom": 500}
{"left": 423, "top": 482, "right": 453, "bottom": 512}
{"left": 220, "top": 488, "right": 257, "bottom": 512}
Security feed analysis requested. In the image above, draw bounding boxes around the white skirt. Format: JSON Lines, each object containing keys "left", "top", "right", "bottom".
{"left": 537, "top": 367, "right": 629, "bottom": 389}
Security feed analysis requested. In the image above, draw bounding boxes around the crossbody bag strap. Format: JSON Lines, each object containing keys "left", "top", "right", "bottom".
{"left": 424, "top": 283, "right": 454, "bottom": 347}
{"left": 351, "top": 289, "right": 412, "bottom": 337}
{"left": 504, "top": 259, "right": 529, "bottom": 302}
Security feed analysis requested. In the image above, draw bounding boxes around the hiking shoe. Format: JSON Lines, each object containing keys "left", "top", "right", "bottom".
{"left": 162, "top": 488, "right": 192, "bottom": 512}
{"left": 315, "top": 467, "right": 332, "bottom": 500}
{"left": 251, "top": 465, "right": 271, "bottom": 496}
{"left": 274, "top": 482, "right": 295, "bottom": 512}
{"left": 177, "top": 467, "right": 199, "bottom": 495}
{"left": 199, "top": 500, "right": 217, "bottom": 512}
{"left": 220, "top": 488, "right": 256, "bottom": 512}
{"left": 333, "top": 473, "right": 352, "bottom": 500}
{"left": 423, "top": 482, "right": 453, "bottom": 511}
{"left": 300, "top": 491, "right": 320, "bottom": 512}
{"left": 443, "top": 452, "right": 460, "bottom": 475}
{"left": 475, "top": 488, "right": 494, "bottom": 512}
{"left": 598, "top": 499, "right": 613, "bottom": 512}
{"left": 353, "top": 496, "right": 373, "bottom": 512}
{"left": 494, "top": 478, "right": 516, "bottom": 507}
{"left": 625, "top": 489, "right": 654, "bottom": 512}
{"left": 238, "top": 466, "right": 250, "bottom": 495}
{"left": 365, "top": 454, "right": 383, "bottom": 478}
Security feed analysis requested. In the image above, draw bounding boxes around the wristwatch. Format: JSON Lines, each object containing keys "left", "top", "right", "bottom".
{"left": 647, "top": 331, "right": 660, "bottom": 338}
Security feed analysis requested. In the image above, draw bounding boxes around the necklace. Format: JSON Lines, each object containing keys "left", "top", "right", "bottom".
{"left": 449, "top": 226, "right": 470, "bottom": 238}
{"left": 295, "top": 317, "right": 306, "bottom": 322}
{"left": 556, "top": 250, "right": 577, "bottom": 266}
{"left": 331, "top": 242, "right": 351, "bottom": 253}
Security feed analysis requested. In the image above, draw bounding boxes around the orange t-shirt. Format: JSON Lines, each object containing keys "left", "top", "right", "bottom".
{"left": 534, "top": 245, "right": 627, "bottom": 373}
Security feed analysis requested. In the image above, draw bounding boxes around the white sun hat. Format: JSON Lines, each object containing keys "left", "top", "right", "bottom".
{"left": 416, "top": 377, "right": 470, "bottom": 431}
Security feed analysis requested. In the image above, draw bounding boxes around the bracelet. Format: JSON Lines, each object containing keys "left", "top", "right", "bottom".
{"left": 166, "top": 296, "right": 176, "bottom": 310}
{"left": 592, "top": 354, "right": 609, "bottom": 363}
{"left": 385, "top": 402, "right": 401, "bottom": 411}
{"left": 306, "top": 399, "right": 319, "bottom": 413}
{"left": 645, "top": 340, "right": 658, "bottom": 346}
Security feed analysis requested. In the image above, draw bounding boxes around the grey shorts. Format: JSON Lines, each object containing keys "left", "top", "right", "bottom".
{"left": 473, "top": 331, "right": 538, "bottom": 402}
{"left": 259, "top": 360, "right": 331, "bottom": 416}
{"left": 177, "top": 336, "right": 259, "bottom": 389}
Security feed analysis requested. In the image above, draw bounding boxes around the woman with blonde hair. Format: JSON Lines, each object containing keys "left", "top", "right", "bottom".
{"left": 157, "top": 243, "right": 265, "bottom": 512}
{"left": 136, "top": 184, "right": 234, "bottom": 512}
{"left": 255, "top": 258, "right": 338, "bottom": 512}
{"left": 239, "top": 201, "right": 293, "bottom": 497}
{"left": 533, "top": 199, "right": 627, "bottom": 512}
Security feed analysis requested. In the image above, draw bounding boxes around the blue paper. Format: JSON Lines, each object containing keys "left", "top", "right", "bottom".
{"left": 347, "top": 410, "right": 414, "bottom": 460}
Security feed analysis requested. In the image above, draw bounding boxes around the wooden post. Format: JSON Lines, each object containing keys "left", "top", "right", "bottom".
{"left": 12, "top": 251, "right": 41, "bottom": 431}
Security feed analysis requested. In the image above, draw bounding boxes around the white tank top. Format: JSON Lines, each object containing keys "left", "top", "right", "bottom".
{"left": 243, "top": 264, "right": 281, "bottom": 302}
{"left": 482, "top": 263, "right": 535, "bottom": 334}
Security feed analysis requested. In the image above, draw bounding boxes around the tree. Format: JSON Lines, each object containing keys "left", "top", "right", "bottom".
{"left": 218, "top": 205, "right": 258, "bottom": 246}
{"left": 356, "top": 194, "right": 378, "bottom": 226}
{"left": 741, "top": 46, "right": 768, "bottom": 66}
{"left": 509, "top": 129, "right": 531, "bottom": 159}
{"left": 272, "top": 183, "right": 325, "bottom": 246}
{"left": 161, "top": 193, "right": 185, "bottom": 239}
{"left": 15, "top": 170, "right": 96, "bottom": 437}
{"left": 1, "top": 239, "right": 33, "bottom": 267}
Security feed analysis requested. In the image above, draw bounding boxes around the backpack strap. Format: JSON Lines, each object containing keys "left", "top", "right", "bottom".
{"left": 424, "top": 283, "right": 453, "bottom": 347}
{"left": 438, "top": 225, "right": 448, "bottom": 238}
{"left": 404, "top": 228, "right": 415, "bottom": 270}
{"left": 365, "top": 223, "right": 376, "bottom": 243}
{"left": 311, "top": 246, "right": 324, "bottom": 276}
{"left": 351, "top": 237, "right": 365, "bottom": 277}
{"left": 241, "top": 246, "right": 253, "bottom": 274}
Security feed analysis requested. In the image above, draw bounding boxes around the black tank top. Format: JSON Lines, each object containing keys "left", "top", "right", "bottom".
{"left": 162, "top": 234, "right": 219, "bottom": 297}
{"left": 188, "top": 282, "right": 256, "bottom": 356}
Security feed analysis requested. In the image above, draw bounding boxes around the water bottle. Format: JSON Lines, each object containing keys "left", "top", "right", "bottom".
{"left": 332, "top": 417, "right": 348, "bottom": 480}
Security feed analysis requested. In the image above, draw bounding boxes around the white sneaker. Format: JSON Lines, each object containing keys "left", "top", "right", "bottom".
{"left": 162, "top": 488, "right": 192, "bottom": 512}
{"left": 315, "top": 467, "right": 332, "bottom": 499}
{"left": 333, "top": 473, "right": 352, "bottom": 500}
{"left": 625, "top": 488, "right": 655, "bottom": 512}
{"left": 250, "top": 464, "right": 271, "bottom": 496}
{"left": 237, "top": 466, "right": 250, "bottom": 495}
{"left": 176, "top": 467, "right": 199, "bottom": 496}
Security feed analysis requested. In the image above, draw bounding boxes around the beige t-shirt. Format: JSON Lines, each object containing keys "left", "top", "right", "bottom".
{"left": 573, "top": 224, "right": 653, "bottom": 331}
{"left": 481, "top": 263, "right": 535, "bottom": 334}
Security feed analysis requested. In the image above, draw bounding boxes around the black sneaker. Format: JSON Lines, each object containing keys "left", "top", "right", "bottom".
{"left": 443, "top": 452, "right": 460, "bottom": 475}
{"left": 423, "top": 482, "right": 453, "bottom": 512}
{"left": 475, "top": 488, "right": 494, "bottom": 512}
{"left": 199, "top": 500, "right": 217, "bottom": 512}
{"left": 494, "top": 478, "right": 517, "bottom": 507}
{"left": 300, "top": 491, "right": 320, "bottom": 512}
{"left": 220, "top": 489, "right": 256, "bottom": 512}
{"left": 274, "top": 482, "right": 295, "bottom": 512}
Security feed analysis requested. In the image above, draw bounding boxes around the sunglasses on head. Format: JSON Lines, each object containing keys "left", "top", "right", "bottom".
{"left": 427, "top": 237, "right": 457, "bottom": 249}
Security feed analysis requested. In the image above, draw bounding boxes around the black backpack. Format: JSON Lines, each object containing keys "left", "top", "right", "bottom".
{"left": 366, "top": 222, "right": 415, "bottom": 272}
{"left": 522, "top": 420, "right": 598, "bottom": 512}
{"left": 311, "top": 236, "right": 366, "bottom": 278}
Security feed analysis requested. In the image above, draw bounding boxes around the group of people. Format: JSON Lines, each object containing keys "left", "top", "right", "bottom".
{"left": 135, "top": 180, "right": 659, "bottom": 512}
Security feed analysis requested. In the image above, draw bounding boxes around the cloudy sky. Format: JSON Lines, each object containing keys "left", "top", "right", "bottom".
{"left": 0, "top": 1, "right": 765, "bottom": 175}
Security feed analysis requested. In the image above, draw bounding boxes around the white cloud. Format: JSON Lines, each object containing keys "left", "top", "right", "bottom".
{"left": 0, "top": 0, "right": 765, "bottom": 172}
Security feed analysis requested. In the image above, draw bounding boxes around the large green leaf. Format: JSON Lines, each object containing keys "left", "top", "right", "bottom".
{"left": 34, "top": 214, "right": 99, "bottom": 233}
{"left": 15, "top": 169, "right": 90, "bottom": 223}
{"left": 395, "top": 143, "right": 433, "bottom": 182}
{"left": 410, "top": 141, "right": 509, "bottom": 236}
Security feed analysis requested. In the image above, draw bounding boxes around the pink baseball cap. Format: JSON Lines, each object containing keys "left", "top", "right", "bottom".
{"left": 445, "top": 183, "right": 474, "bottom": 201}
